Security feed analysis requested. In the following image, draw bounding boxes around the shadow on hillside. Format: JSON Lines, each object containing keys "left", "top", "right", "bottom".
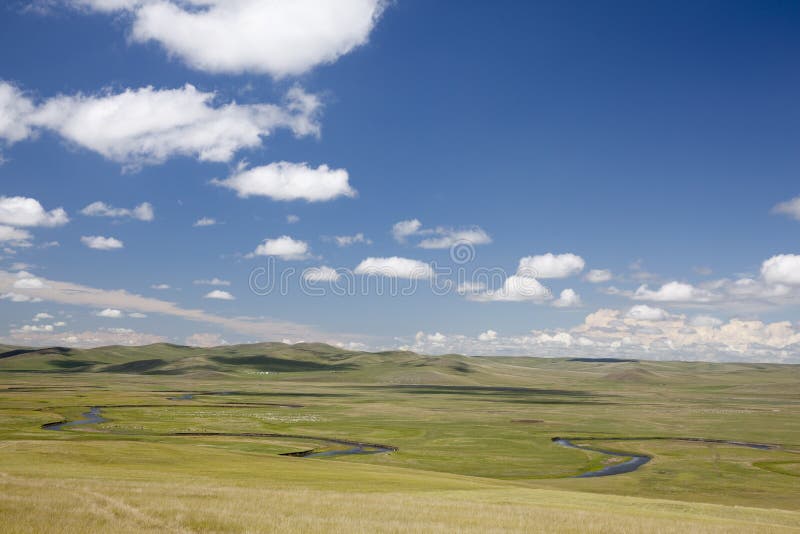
{"left": 102, "top": 359, "right": 168, "bottom": 373}
{"left": 357, "top": 385, "right": 615, "bottom": 404}
{"left": 210, "top": 355, "right": 357, "bottom": 372}
{"left": 49, "top": 359, "right": 97, "bottom": 370}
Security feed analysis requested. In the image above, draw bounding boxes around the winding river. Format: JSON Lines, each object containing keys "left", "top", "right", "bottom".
{"left": 39, "top": 406, "right": 794, "bottom": 476}
{"left": 553, "top": 436, "right": 788, "bottom": 478}
{"left": 42, "top": 406, "right": 396, "bottom": 458}
{"left": 552, "top": 438, "right": 651, "bottom": 477}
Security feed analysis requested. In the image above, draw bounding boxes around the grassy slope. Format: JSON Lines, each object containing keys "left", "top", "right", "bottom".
{"left": 1, "top": 343, "right": 799, "bottom": 532}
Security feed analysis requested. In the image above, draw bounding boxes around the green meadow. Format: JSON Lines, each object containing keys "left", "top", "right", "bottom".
{"left": 1, "top": 342, "right": 799, "bottom": 532}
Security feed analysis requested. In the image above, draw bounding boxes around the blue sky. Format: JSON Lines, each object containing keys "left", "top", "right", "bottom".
{"left": 1, "top": 0, "right": 799, "bottom": 361}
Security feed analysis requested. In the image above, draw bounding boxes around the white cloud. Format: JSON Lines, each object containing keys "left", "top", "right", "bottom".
{"left": 354, "top": 257, "right": 434, "bottom": 279}
{"left": 69, "top": 0, "right": 386, "bottom": 78}
{"left": 518, "top": 253, "right": 585, "bottom": 279}
{"left": 12, "top": 324, "right": 54, "bottom": 333}
{"left": 128, "top": 312, "right": 147, "bottom": 318}
{"left": 332, "top": 233, "right": 371, "bottom": 247}
{"left": 213, "top": 161, "right": 356, "bottom": 202}
{"left": 193, "top": 217, "right": 217, "bottom": 227}
{"left": 81, "top": 235, "right": 123, "bottom": 250}
{"left": 0, "top": 270, "right": 316, "bottom": 339}
{"left": 0, "top": 82, "right": 320, "bottom": 169}
{"left": 0, "top": 292, "right": 41, "bottom": 303}
{"left": 404, "top": 309, "right": 800, "bottom": 363}
{"left": 286, "top": 214, "right": 300, "bottom": 224}
{"left": 151, "top": 284, "right": 170, "bottom": 290}
{"left": 96, "top": 308, "right": 123, "bottom": 318}
{"left": 14, "top": 277, "right": 46, "bottom": 289}
{"left": 417, "top": 227, "right": 492, "bottom": 249}
{"left": 772, "top": 196, "right": 800, "bottom": 221}
{"left": 626, "top": 304, "right": 670, "bottom": 321}
{"left": 477, "top": 329, "right": 497, "bottom": 341}
{"left": 468, "top": 275, "right": 550, "bottom": 302}
{"left": 0, "top": 196, "right": 68, "bottom": 227}
{"left": 3, "top": 327, "right": 167, "bottom": 348}
{"left": 585, "top": 269, "right": 612, "bottom": 283}
{"left": 0, "top": 225, "right": 32, "bottom": 243}
{"left": 251, "top": 236, "right": 311, "bottom": 260}
{"left": 204, "top": 290, "right": 235, "bottom": 300}
{"left": 392, "top": 219, "right": 422, "bottom": 242}
{"left": 303, "top": 266, "right": 341, "bottom": 283}
{"left": 0, "top": 83, "right": 35, "bottom": 144}
{"left": 193, "top": 278, "right": 230, "bottom": 286}
{"left": 33, "top": 312, "right": 54, "bottom": 321}
{"left": 691, "top": 315, "right": 723, "bottom": 328}
{"left": 633, "top": 281, "right": 716, "bottom": 303}
{"left": 761, "top": 254, "right": 800, "bottom": 286}
{"left": 81, "top": 201, "right": 154, "bottom": 221}
{"left": 390, "top": 219, "right": 492, "bottom": 249}
{"left": 552, "top": 288, "right": 581, "bottom": 308}
{"left": 185, "top": 332, "right": 226, "bottom": 347}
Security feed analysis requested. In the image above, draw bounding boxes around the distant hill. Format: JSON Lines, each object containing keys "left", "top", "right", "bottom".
{"left": 1, "top": 342, "right": 797, "bottom": 388}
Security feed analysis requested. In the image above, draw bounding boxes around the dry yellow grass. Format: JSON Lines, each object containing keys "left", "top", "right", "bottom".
{"left": 2, "top": 473, "right": 799, "bottom": 534}
{"left": 1, "top": 440, "right": 798, "bottom": 533}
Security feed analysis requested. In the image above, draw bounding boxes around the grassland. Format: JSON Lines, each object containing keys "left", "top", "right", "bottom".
{"left": 1, "top": 342, "right": 799, "bottom": 532}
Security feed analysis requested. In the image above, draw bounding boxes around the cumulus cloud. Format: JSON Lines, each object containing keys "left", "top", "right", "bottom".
{"left": 0, "top": 292, "right": 42, "bottom": 303}
{"left": 626, "top": 304, "right": 670, "bottom": 321}
{"left": 151, "top": 283, "right": 170, "bottom": 290}
{"left": 468, "top": 275, "right": 551, "bottom": 302}
{"left": 772, "top": 196, "right": 800, "bottom": 221}
{"left": 691, "top": 315, "right": 723, "bottom": 328}
{"left": 390, "top": 219, "right": 491, "bottom": 249}
{"left": 633, "top": 281, "right": 717, "bottom": 303}
{"left": 81, "top": 201, "right": 154, "bottom": 221}
{"left": 517, "top": 253, "right": 585, "bottom": 279}
{"left": 3, "top": 327, "right": 168, "bottom": 348}
{"left": 404, "top": 308, "right": 800, "bottom": 363}
{"left": 391, "top": 219, "right": 422, "bottom": 243}
{"left": 0, "top": 83, "right": 35, "bottom": 144}
{"left": 14, "top": 276, "right": 46, "bottom": 289}
{"left": 185, "top": 332, "right": 226, "bottom": 348}
{"left": 96, "top": 308, "right": 123, "bottom": 318}
{"left": 66, "top": 0, "right": 386, "bottom": 78}
{"left": 0, "top": 196, "right": 68, "bottom": 227}
{"left": 193, "top": 277, "right": 230, "bottom": 286}
{"left": 81, "top": 235, "right": 123, "bottom": 250}
{"left": 33, "top": 312, "right": 54, "bottom": 321}
{"left": 330, "top": 233, "right": 371, "bottom": 247}
{"left": 302, "top": 266, "right": 341, "bottom": 283}
{"left": 251, "top": 235, "right": 311, "bottom": 260}
{"left": 193, "top": 217, "right": 217, "bottom": 227}
{"left": 0, "top": 82, "right": 321, "bottom": 169}
{"left": 354, "top": 257, "right": 434, "bottom": 279}
{"left": 286, "top": 214, "right": 300, "bottom": 224}
{"left": 12, "top": 324, "right": 55, "bottom": 333}
{"left": 204, "top": 290, "right": 235, "bottom": 300}
{"left": 417, "top": 227, "right": 492, "bottom": 249}
{"left": 0, "top": 225, "right": 32, "bottom": 243}
{"left": 585, "top": 269, "right": 612, "bottom": 283}
{"left": 552, "top": 288, "right": 581, "bottom": 308}
{"left": 478, "top": 329, "right": 497, "bottom": 341}
{"left": 761, "top": 254, "right": 800, "bottom": 286}
{"left": 213, "top": 161, "right": 356, "bottom": 202}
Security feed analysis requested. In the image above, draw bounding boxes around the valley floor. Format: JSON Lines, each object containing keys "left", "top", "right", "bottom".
{"left": 1, "top": 343, "right": 799, "bottom": 532}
